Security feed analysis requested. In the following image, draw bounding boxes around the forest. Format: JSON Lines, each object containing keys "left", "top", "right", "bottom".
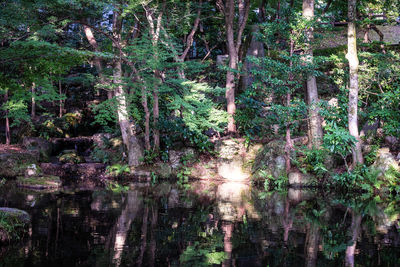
{"left": 0, "top": 0, "right": 400, "bottom": 266}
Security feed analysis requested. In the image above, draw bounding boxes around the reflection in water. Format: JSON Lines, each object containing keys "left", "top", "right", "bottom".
{"left": 0, "top": 181, "right": 399, "bottom": 266}
{"left": 345, "top": 212, "right": 362, "bottom": 267}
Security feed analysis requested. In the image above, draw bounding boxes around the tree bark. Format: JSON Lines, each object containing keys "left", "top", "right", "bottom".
{"left": 113, "top": 10, "right": 143, "bottom": 166}
{"left": 4, "top": 89, "right": 10, "bottom": 145}
{"left": 31, "top": 82, "right": 36, "bottom": 120}
{"left": 303, "top": 0, "right": 323, "bottom": 148}
{"left": 346, "top": 0, "right": 364, "bottom": 165}
{"left": 285, "top": 38, "right": 295, "bottom": 172}
{"left": 142, "top": 86, "right": 151, "bottom": 151}
{"left": 83, "top": 24, "right": 112, "bottom": 99}
{"left": 143, "top": 3, "right": 164, "bottom": 151}
{"left": 59, "top": 79, "right": 63, "bottom": 118}
{"left": 220, "top": 0, "right": 250, "bottom": 134}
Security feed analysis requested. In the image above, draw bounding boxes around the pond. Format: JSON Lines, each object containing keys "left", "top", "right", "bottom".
{"left": 0, "top": 179, "right": 399, "bottom": 266}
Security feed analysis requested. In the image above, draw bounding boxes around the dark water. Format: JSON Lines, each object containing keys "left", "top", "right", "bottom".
{"left": 0, "top": 180, "right": 399, "bottom": 266}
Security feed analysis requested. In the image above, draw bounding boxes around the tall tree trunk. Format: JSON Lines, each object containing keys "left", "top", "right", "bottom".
{"left": 143, "top": 3, "right": 163, "bottom": 151}
{"left": 113, "top": 10, "right": 143, "bottom": 166}
{"left": 4, "top": 89, "right": 10, "bottom": 145}
{"left": 221, "top": 0, "right": 250, "bottom": 134}
{"left": 303, "top": 0, "right": 323, "bottom": 148}
{"left": 59, "top": 79, "right": 63, "bottom": 118}
{"left": 31, "top": 83, "right": 36, "bottom": 119}
{"left": 83, "top": 24, "right": 112, "bottom": 99}
{"left": 345, "top": 212, "right": 362, "bottom": 267}
{"left": 152, "top": 81, "right": 160, "bottom": 151}
{"left": 142, "top": 86, "right": 151, "bottom": 151}
{"left": 285, "top": 37, "right": 295, "bottom": 172}
{"left": 346, "top": 0, "right": 364, "bottom": 165}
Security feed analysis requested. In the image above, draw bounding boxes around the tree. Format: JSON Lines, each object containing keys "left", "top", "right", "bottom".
{"left": 346, "top": 0, "right": 364, "bottom": 165}
{"left": 217, "top": 0, "right": 251, "bottom": 133}
{"left": 303, "top": 0, "right": 323, "bottom": 148}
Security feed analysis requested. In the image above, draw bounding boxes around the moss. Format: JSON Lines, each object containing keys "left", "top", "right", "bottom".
{"left": 0, "top": 208, "right": 30, "bottom": 243}
{"left": 16, "top": 175, "right": 61, "bottom": 189}
{"left": 58, "top": 151, "right": 85, "bottom": 164}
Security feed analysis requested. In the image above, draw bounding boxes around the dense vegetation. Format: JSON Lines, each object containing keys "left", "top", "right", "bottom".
{"left": 0, "top": 0, "right": 399, "bottom": 190}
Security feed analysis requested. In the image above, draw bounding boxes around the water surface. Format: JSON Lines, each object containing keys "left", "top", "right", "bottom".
{"left": 0, "top": 180, "right": 399, "bottom": 266}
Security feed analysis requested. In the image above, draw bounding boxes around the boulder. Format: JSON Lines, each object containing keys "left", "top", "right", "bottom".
{"left": 252, "top": 140, "right": 290, "bottom": 179}
{"left": 0, "top": 208, "right": 30, "bottom": 243}
{"left": 22, "top": 137, "right": 53, "bottom": 161}
{"left": 58, "top": 150, "right": 85, "bottom": 164}
{"left": 41, "top": 162, "right": 106, "bottom": 180}
{"left": 169, "top": 148, "right": 197, "bottom": 169}
{"left": 92, "top": 133, "right": 113, "bottom": 149}
{"left": 0, "top": 150, "right": 39, "bottom": 178}
{"left": 384, "top": 136, "right": 400, "bottom": 151}
{"left": 215, "top": 139, "right": 250, "bottom": 181}
{"left": 154, "top": 163, "right": 173, "bottom": 179}
{"left": 372, "top": 147, "right": 400, "bottom": 176}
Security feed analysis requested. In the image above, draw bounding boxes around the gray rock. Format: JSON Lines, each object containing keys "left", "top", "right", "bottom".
{"left": 23, "top": 137, "right": 53, "bottom": 161}
{"left": 92, "top": 133, "right": 112, "bottom": 149}
{"left": 372, "top": 147, "right": 399, "bottom": 176}
{"left": 0, "top": 208, "right": 30, "bottom": 224}
{"left": 0, "top": 207, "right": 30, "bottom": 243}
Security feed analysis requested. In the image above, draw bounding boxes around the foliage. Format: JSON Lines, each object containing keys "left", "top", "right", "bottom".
{"left": 323, "top": 121, "right": 357, "bottom": 171}
{"left": 106, "top": 164, "right": 130, "bottom": 177}
{"left": 0, "top": 211, "right": 28, "bottom": 242}
{"left": 332, "top": 165, "right": 381, "bottom": 193}
{"left": 105, "top": 181, "right": 129, "bottom": 194}
{"left": 180, "top": 241, "right": 226, "bottom": 266}
{"left": 295, "top": 147, "right": 329, "bottom": 178}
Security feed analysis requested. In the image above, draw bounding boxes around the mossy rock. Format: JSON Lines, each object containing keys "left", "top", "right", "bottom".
{"left": 22, "top": 137, "right": 53, "bottom": 162}
{"left": 58, "top": 150, "right": 85, "bottom": 164}
{"left": 16, "top": 175, "right": 62, "bottom": 190}
{"left": 252, "top": 140, "right": 290, "bottom": 179}
{"left": 0, "top": 151, "right": 39, "bottom": 178}
{"left": 0, "top": 208, "right": 30, "bottom": 243}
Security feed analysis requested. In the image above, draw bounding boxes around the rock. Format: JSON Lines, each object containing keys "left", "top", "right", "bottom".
{"left": 169, "top": 148, "right": 197, "bottom": 169}
{"left": 110, "top": 137, "right": 123, "bottom": 149}
{"left": 154, "top": 163, "right": 173, "bottom": 179}
{"left": 0, "top": 150, "right": 39, "bottom": 178}
{"left": 252, "top": 140, "right": 291, "bottom": 179}
{"left": 24, "top": 164, "right": 39, "bottom": 177}
{"left": 372, "top": 148, "right": 400, "bottom": 177}
{"left": 288, "top": 171, "right": 312, "bottom": 187}
{"left": 58, "top": 150, "right": 85, "bottom": 164}
{"left": 360, "top": 120, "right": 379, "bottom": 137}
{"left": 41, "top": 162, "right": 106, "bottom": 181}
{"left": 0, "top": 208, "right": 30, "bottom": 243}
{"left": 16, "top": 175, "right": 62, "bottom": 190}
{"left": 22, "top": 137, "right": 53, "bottom": 162}
{"left": 384, "top": 136, "right": 400, "bottom": 151}
{"left": 215, "top": 139, "right": 250, "bottom": 181}
{"left": 92, "top": 133, "right": 112, "bottom": 149}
